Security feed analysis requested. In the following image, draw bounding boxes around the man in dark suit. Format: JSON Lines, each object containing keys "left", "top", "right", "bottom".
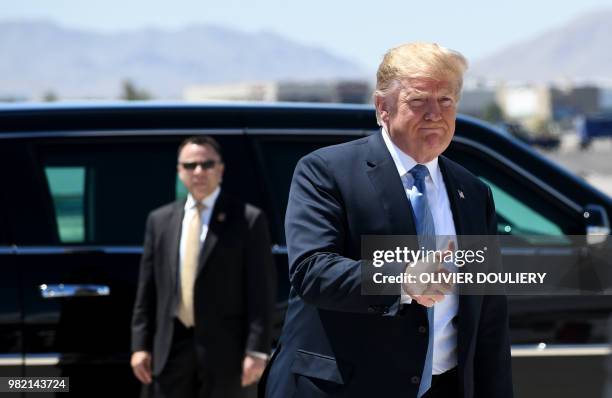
{"left": 131, "top": 136, "right": 276, "bottom": 398}
{"left": 262, "top": 42, "right": 513, "bottom": 398}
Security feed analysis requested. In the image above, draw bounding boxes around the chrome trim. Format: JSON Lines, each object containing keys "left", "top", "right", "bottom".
{"left": 40, "top": 284, "right": 110, "bottom": 298}
{"left": 103, "top": 247, "right": 143, "bottom": 254}
{"left": 511, "top": 344, "right": 611, "bottom": 357}
{"left": 0, "top": 129, "right": 244, "bottom": 140}
{"left": 0, "top": 246, "right": 17, "bottom": 254}
{"left": 271, "top": 245, "right": 288, "bottom": 255}
{"left": 0, "top": 354, "right": 22, "bottom": 366}
{"left": 25, "top": 354, "right": 60, "bottom": 366}
{"left": 501, "top": 247, "right": 577, "bottom": 256}
{"left": 587, "top": 226, "right": 611, "bottom": 235}
{"left": 453, "top": 136, "right": 582, "bottom": 213}
{"left": 12, "top": 245, "right": 288, "bottom": 255}
{"left": 13, "top": 246, "right": 143, "bottom": 255}
{"left": 2, "top": 344, "right": 606, "bottom": 367}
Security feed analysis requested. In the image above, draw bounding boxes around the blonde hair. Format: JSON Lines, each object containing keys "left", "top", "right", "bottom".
{"left": 374, "top": 42, "right": 468, "bottom": 124}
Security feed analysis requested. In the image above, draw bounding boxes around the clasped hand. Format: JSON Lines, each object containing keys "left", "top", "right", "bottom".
{"left": 402, "top": 240, "right": 456, "bottom": 307}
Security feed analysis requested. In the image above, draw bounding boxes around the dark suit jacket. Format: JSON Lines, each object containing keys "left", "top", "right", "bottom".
{"left": 263, "top": 132, "right": 513, "bottom": 398}
{"left": 131, "top": 192, "right": 276, "bottom": 378}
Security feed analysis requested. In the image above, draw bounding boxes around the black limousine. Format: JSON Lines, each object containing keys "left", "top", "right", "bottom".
{"left": 0, "top": 102, "right": 611, "bottom": 397}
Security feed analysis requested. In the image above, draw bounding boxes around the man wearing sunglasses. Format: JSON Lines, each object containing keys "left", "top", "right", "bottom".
{"left": 131, "top": 136, "right": 276, "bottom": 398}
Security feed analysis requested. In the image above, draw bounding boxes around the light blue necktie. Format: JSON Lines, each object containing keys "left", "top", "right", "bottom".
{"left": 408, "top": 164, "right": 435, "bottom": 398}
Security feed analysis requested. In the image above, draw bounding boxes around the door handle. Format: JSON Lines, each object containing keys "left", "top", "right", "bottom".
{"left": 39, "top": 284, "right": 110, "bottom": 299}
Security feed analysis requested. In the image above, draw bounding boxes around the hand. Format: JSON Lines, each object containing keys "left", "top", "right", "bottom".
{"left": 404, "top": 240, "right": 456, "bottom": 307}
{"left": 241, "top": 354, "right": 267, "bottom": 387}
{"left": 130, "top": 351, "right": 152, "bottom": 385}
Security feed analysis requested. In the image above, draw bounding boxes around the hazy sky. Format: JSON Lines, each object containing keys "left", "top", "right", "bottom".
{"left": 4, "top": 0, "right": 612, "bottom": 71}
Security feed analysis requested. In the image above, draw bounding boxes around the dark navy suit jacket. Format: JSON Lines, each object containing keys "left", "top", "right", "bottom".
{"left": 262, "top": 132, "right": 513, "bottom": 398}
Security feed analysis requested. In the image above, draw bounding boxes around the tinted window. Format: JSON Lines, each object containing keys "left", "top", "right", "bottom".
{"left": 45, "top": 167, "right": 86, "bottom": 243}
{"left": 446, "top": 142, "right": 582, "bottom": 237}
{"left": 481, "top": 177, "right": 564, "bottom": 236}
{"left": 13, "top": 135, "right": 266, "bottom": 246}
{"left": 253, "top": 134, "right": 362, "bottom": 243}
{"left": 39, "top": 140, "right": 177, "bottom": 245}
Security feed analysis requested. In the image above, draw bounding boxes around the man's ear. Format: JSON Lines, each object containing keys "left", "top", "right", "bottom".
{"left": 374, "top": 96, "right": 389, "bottom": 125}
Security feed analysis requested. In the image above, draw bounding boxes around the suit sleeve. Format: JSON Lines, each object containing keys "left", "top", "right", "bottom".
{"left": 284, "top": 153, "right": 404, "bottom": 314}
{"left": 473, "top": 186, "right": 514, "bottom": 398}
{"left": 131, "top": 213, "right": 157, "bottom": 352}
{"left": 244, "top": 210, "right": 276, "bottom": 354}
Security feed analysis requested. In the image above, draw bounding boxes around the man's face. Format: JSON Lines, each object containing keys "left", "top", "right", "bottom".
{"left": 376, "top": 78, "right": 458, "bottom": 163}
{"left": 177, "top": 143, "right": 224, "bottom": 201}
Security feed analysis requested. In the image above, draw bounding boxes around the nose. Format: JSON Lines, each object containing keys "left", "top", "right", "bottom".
{"left": 424, "top": 99, "right": 442, "bottom": 122}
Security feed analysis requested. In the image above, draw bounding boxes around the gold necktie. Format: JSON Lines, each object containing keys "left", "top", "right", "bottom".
{"left": 177, "top": 202, "right": 204, "bottom": 327}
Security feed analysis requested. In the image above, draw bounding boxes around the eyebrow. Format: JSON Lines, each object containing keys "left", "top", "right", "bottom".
{"left": 402, "top": 89, "right": 456, "bottom": 99}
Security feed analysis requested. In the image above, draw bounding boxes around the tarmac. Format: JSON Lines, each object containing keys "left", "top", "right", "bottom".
{"left": 537, "top": 136, "right": 612, "bottom": 198}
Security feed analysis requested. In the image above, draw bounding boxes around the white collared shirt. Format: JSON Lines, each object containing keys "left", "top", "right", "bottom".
{"left": 381, "top": 127, "right": 458, "bottom": 375}
{"left": 179, "top": 186, "right": 221, "bottom": 268}
{"left": 177, "top": 187, "right": 270, "bottom": 360}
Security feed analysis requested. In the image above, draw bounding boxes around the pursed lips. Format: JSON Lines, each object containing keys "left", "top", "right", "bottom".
{"left": 418, "top": 126, "right": 446, "bottom": 134}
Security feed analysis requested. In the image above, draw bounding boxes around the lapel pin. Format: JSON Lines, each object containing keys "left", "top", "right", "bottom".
{"left": 217, "top": 212, "right": 226, "bottom": 222}
{"left": 458, "top": 190, "right": 465, "bottom": 199}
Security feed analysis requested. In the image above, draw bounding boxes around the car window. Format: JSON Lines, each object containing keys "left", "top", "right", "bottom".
{"left": 480, "top": 177, "right": 564, "bottom": 236}
{"left": 28, "top": 135, "right": 267, "bottom": 246}
{"left": 252, "top": 134, "right": 361, "bottom": 244}
{"left": 39, "top": 141, "right": 177, "bottom": 245}
{"left": 445, "top": 143, "right": 582, "bottom": 238}
{"left": 0, "top": 193, "right": 9, "bottom": 245}
{"left": 45, "top": 167, "right": 86, "bottom": 243}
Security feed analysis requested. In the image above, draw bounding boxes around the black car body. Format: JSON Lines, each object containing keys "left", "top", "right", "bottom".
{"left": 0, "top": 102, "right": 611, "bottom": 397}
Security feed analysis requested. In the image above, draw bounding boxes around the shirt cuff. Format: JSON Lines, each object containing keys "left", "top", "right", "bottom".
{"left": 246, "top": 351, "right": 269, "bottom": 361}
{"left": 400, "top": 290, "right": 413, "bottom": 304}
{"left": 401, "top": 263, "right": 413, "bottom": 304}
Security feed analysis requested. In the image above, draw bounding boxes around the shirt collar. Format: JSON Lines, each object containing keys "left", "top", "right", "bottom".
{"left": 381, "top": 127, "right": 441, "bottom": 188}
{"left": 185, "top": 186, "right": 221, "bottom": 211}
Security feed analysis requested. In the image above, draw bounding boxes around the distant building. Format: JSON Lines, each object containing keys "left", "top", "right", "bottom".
{"left": 597, "top": 86, "right": 612, "bottom": 112}
{"left": 550, "top": 85, "right": 599, "bottom": 119}
{"left": 496, "top": 84, "right": 601, "bottom": 131}
{"left": 457, "top": 87, "right": 497, "bottom": 118}
{"left": 183, "top": 80, "right": 371, "bottom": 104}
{"left": 275, "top": 82, "right": 336, "bottom": 103}
{"left": 183, "top": 82, "right": 278, "bottom": 102}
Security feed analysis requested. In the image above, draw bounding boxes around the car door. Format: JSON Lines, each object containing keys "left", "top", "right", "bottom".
{"left": 0, "top": 144, "right": 22, "bottom": 381}
{"left": 249, "top": 130, "right": 374, "bottom": 329}
{"left": 8, "top": 131, "right": 274, "bottom": 397}
{"left": 445, "top": 136, "right": 611, "bottom": 398}
{"left": 7, "top": 136, "right": 182, "bottom": 397}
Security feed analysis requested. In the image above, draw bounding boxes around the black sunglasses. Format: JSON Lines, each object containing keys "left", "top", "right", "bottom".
{"left": 180, "top": 160, "right": 220, "bottom": 170}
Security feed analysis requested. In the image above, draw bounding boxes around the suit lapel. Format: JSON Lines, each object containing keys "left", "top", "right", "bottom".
{"left": 196, "top": 192, "right": 227, "bottom": 277}
{"left": 438, "top": 156, "right": 468, "bottom": 236}
{"left": 439, "top": 156, "right": 483, "bottom": 374}
{"left": 167, "top": 201, "right": 185, "bottom": 297}
{"left": 365, "top": 132, "right": 417, "bottom": 235}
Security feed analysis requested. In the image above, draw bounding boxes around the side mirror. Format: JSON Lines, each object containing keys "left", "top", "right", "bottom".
{"left": 583, "top": 204, "right": 610, "bottom": 245}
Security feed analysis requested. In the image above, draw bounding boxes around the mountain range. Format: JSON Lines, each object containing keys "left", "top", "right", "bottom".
{"left": 0, "top": 20, "right": 367, "bottom": 99}
{"left": 470, "top": 8, "right": 612, "bottom": 84}
{"left": 3, "top": 9, "right": 612, "bottom": 100}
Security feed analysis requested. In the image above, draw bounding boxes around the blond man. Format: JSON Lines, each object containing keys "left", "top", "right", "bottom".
{"left": 261, "top": 43, "right": 512, "bottom": 398}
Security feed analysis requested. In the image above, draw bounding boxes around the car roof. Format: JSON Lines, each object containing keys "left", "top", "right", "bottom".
{"left": 1, "top": 101, "right": 610, "bottom": 209}
{"left": 0, "top": 100, "right": 505, "bottom": 136}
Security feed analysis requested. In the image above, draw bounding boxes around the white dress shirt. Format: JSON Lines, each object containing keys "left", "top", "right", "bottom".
{"left": 179, "top": 187, "right": 220, "bottom": 268}
{"left": 381, "top": 128, "right": 458, "bottom": 375}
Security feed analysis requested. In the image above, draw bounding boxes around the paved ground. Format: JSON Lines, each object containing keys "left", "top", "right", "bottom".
{"left": 536, "top": 136, "right": 612, "bottom": 197}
